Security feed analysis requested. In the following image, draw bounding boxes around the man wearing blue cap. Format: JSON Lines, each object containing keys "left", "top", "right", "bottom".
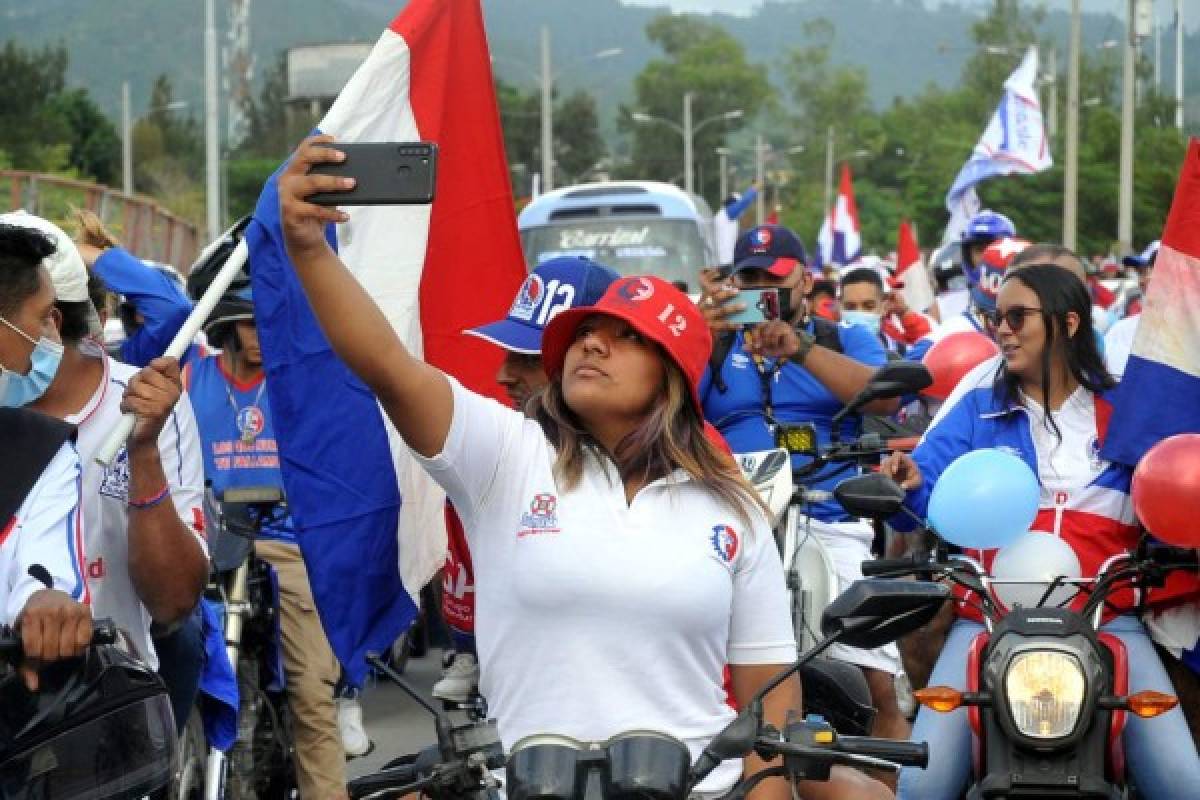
{"left": 696, "top": 224, "right": 911, "bottom": 761}
{"left": 1105, "top": 240, "right": 1159, "bottom": 379}
{"left": 432, "top": 256, "right": 619, "bottom": 703}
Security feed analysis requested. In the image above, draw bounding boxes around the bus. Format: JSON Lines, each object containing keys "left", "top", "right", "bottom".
{"left": 517, "top": 181, "right": 717, "bottom": 292}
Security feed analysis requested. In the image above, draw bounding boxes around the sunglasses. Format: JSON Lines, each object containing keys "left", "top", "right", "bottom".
{"left": 987, "top": 305, "right": 1043, "bottom": 332}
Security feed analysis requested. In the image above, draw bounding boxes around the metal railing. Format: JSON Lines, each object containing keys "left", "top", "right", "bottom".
{"left": 2, "top": 170, "right": 201, "bottom": 270}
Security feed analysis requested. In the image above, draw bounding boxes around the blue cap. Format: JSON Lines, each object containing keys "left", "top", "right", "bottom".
{"left": 732, "top": 225, "right": 808, "bottom": 277}
{"left": 962, "top": 210, "right": 1016, "bottom": 244}
{"left": 465, "top": 256, "right": 620, "bottom": 354}
{"left": 1122, "top": 240, "right": 1160, "bottom": 268}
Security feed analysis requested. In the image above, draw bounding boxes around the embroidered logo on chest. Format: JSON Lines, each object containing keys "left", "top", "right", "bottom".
{"left": 517, "top": 492, "right": 561, "bottom": 537}
{"left": 98, "top": 447, "right": 130, "bottom": 501}
{"left": 710, "top": 524, "right": 740, "bottom": 563}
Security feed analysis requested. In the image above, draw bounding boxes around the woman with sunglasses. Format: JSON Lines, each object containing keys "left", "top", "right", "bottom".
{"left": 277, "top": 137, "right": 890, "bottom": 800}
{"left": 881, "top": 264, "right": 1200, "bottom": 799}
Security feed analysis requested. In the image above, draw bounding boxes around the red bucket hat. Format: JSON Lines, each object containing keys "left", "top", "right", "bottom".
{"left": 540, "top": 275, "right": 713, "bottom": 414}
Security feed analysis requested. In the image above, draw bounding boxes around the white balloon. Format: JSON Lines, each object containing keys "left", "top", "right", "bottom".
{"left": 991, "top": 533, "right": 1083, "bottom": 611}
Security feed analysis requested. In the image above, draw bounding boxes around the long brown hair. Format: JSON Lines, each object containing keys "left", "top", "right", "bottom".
{"left": 528, "top": 355, "right": 766, "bottom": 527}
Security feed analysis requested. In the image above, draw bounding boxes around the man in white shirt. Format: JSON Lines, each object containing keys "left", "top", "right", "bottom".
{"left": 0, "top": 214, "right": 207, "bottom": 726}
{"left": 1104, "top": 241, "right": 1158, "bottom": 379}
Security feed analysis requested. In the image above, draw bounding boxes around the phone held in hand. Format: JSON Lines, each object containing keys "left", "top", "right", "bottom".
{"left": 308, "top": 142, "right": 438, "bottom": 206}
{"left": 721, "top": 288, "right": 781, "bottom": 326}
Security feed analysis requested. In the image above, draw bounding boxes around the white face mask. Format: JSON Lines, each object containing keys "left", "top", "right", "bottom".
{"left": 841, "top": 309, "right": 882, "bottom": 335}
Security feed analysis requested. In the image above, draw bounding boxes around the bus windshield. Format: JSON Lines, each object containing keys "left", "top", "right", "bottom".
{"left": 520, "top": 218, "right": 707, "bottom": 288}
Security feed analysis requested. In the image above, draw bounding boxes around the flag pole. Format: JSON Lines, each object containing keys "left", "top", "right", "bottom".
{"left": 94, "top": 239, "right": 250, "bottom": 466}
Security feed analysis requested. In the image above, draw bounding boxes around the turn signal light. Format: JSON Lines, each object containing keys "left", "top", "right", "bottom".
{"left": 1127, "top": 690, "right": 1179, "bottom": 719}
{"left": 915, "top": 686, "right": 964, "bottom": 713}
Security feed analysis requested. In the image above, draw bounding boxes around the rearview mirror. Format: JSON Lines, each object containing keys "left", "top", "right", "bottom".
{"left": 834, "top": 473, "right": 906, "bottom": 520}
{"left": 821, "top": 580, "right": 949, "bottom": 649}
{"left": 863, "top": 361, "right": 933, "bottom": 401}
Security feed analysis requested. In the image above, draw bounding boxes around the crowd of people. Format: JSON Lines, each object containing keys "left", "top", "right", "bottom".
{"left": 0, "top": 130, "right": 1195, "bottom": 800}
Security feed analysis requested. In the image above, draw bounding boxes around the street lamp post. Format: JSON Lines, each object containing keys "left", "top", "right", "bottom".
{"left": 521, "top": 28, "right": 621, "bottom": 192}
{"left": 205, "top": 0, "right": 220, "bottom": 241}
{"left": 120, "top": 84, "right": 188, "bottom": 196}
{"left": 1118, "top": 0, "right": 1153, "bottom": 255}
{"left": 715, "top": 147, "right": 731, "bottom": 204}
{"left": 1064, "top": 0, "right": 1081, "bottom": 250}
{"left": 1176, "top": 0, "right": 1185, "bottom": 130}
{"left": 632, "top": 103, "right": 744, "bottom": 196}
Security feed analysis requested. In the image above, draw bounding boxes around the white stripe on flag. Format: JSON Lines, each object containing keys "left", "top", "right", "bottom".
{"left": 1129, "top": 242, "right": 1200, "bottom": 380}
{"left": 321, "top": 28, "right": 448, "bottom": 604}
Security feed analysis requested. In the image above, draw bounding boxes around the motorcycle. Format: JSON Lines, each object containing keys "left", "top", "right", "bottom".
{"left": 736, "top": 360, "right": 931, "bottom": 735}
{"left": 346, "top": 578, "right": 948, "bottom": 800}
{"left": 0, "top": 619, "right": 178, "bottom": 799}
{"left": 838, "top": 472, "right": 1198, "bottom": 799}
{"left": 178, "top": 486, "right": 295, "bottom": 800}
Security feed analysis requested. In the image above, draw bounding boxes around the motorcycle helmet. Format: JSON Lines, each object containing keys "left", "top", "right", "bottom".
{"left": 928, "top": 242, "right": 966, "bottom": 293}
{"left": 798, "top": 657, "right": 876, "bottom": 736}
{"left": 960, "top": 210, "right": 1016, "bottom": 301}
{"left": 203, "top": 287, "right": 256, "bottom": 350}
{"left": 0, "top": 625, "right": 177, "bottom": 799}
{"left": 186, "top": 216, "right": 252, "bottom": 303}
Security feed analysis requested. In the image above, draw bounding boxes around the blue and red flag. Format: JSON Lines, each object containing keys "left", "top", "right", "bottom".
{"left": 1102, "top": 138, "right": 1200, "bottom": 468}
{"left": 246, "top": 0, "right": 527, "bottom": 684}
{"left": 815, "top": 163, "right": 862, "bottom": 268}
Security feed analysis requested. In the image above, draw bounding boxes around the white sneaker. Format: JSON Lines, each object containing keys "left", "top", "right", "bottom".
{"left": 432, "top": 653, "right": 479, "bottom": 703}
{"left": 337, "top": 696, "right": 374, "bottom": 759}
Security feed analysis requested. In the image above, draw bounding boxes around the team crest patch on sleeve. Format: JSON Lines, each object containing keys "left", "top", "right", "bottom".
{"left": 98, "top": 447, "right": 130, "bottom": 500}
{"left": 710, "top": 524, "right": 740, "bottom": 563}
{"left": 517, "top": 492, "right": 561, "bottom": 537}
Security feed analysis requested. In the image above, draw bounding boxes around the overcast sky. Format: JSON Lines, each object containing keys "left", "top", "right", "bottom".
{"left": 619, "top": 1, "right": 1164, "bottom": 20}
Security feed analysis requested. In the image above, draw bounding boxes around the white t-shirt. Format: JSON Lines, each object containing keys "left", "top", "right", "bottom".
{"left": 67, "top": 351, "right": 207, "bottom": 668}
{"left": 1104, "top": 314, "right": 1140, "bottom": 380}
{"left": 936, "top": 288, "right": 970, "bottom": 321}
{"left": 1, "top": 442, "right": 88, "bottom": 623}
{"left": 415, "top": 379, "right": 794, "bottom": 793}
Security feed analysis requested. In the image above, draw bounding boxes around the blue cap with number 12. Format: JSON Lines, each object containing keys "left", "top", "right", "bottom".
{"left": 464, "top": 256, "right": 620, "bottom": 355}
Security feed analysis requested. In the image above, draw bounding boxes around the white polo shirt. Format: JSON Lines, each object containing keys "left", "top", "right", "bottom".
{"left": 416, "top": 379, "right": 795, "bottom": 793}
{"left": 1, "top": 442, "right": 88, "bottom": 624}
{"left": 66, "top": 349, "right": 207, "bottom": 668}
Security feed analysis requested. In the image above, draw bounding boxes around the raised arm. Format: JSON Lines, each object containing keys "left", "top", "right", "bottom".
{"left": 277, "top": 135, "right": 452, "bottom": 458}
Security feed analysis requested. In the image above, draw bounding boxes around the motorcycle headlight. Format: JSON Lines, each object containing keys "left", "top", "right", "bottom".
{"left": 1003, "top": 650, "right": 1086, "bottom": 740}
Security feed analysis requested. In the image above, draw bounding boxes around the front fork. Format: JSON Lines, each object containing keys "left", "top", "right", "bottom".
{"left": 204, "top": 562, "right": 252, "bottom": 800}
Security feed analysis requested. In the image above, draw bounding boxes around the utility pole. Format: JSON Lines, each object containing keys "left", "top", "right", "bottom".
{"left": 683, "top": 92, "right": 695, "bottom": 195}
{"left": 823, "top": 125, "right": 835, "bottom": 218}
{"left": 204, "top": 0, "right": 221, "bottom": 241}
{"left": 1118, "top": 0, "right": 1152, "bottom": 255}
{"left": 121, "top": 81, "right": 133, "bottom": 195}
{"left": 755, "top": 135, "right": 766, "bottom": 225}
{"left": 1176, "top": 0, "right": 1185, "bottom": 130}
{"left": 540, "top": 26, "right": 554, "bottom": 192}
{"left": 716, "top": 148, "right": 730, "bottom": 204}
{"left": 1154, "top": 13, "right": 1162, "bottom": 91}
{"left": 1064, "top": 0, "right": 1081, "bottom": 250}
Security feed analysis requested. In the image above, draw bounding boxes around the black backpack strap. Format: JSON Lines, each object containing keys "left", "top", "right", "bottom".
{"left": 0, "top": 408, "right": 76, "bottom": 526}
{"left": 702, "top": 329, "right": 737, "bottom": 402}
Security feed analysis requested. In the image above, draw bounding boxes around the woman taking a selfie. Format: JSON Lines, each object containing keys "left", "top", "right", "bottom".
{"left": 881, "top": 263, "right": 1200, "bottom": 800}
{"left": 277, "top": 135, "right": 890, "bottom": 800}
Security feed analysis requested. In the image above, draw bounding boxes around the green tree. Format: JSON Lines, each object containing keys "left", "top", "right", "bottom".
{"left": 619, "top": 14, "right": 771, "bottom": 202}
{"left": 47, "top": 89, "right": 121, "bottom": 185}
{"left": 237, "top": 52, "right": 292, "bottom": 159}
{"left": 555, "top": 91, "right": 605, "bottom": 183}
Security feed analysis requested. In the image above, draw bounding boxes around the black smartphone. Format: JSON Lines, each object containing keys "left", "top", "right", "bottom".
{"left": 308, "top": 142, "right": 438, "bottom": 206}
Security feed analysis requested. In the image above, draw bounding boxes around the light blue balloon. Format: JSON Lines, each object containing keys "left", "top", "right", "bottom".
{"left": 928, "top": 448, "right": 1040, "bottom": 549}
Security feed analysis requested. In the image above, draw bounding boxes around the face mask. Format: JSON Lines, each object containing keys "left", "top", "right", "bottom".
{"left": 841, "top": 309, "right": 882, "bottom": 335}
{"left": 0, "top": 316, "right": 64, "bottom": 408}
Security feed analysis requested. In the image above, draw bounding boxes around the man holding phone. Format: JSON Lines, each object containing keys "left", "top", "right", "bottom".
{"left": 696, "top": 224, "right": 911, "bottom": 753}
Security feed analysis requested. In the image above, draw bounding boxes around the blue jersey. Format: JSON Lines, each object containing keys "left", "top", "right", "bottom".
{"left": 699, "top": 321, "right": 887, "bottom": 523}
{"left": 184, "top": 355, "right": 295, "bottom": 543}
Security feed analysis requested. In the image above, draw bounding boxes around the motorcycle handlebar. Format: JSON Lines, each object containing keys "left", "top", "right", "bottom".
{"left": 836, "top": 736, "right": 929, "bottom": 769}
{"left": 347, "top": 764, "right": 421, "bottom": 799}
{"left": 861, "top": 555, "right": 932, "bottom": 576}
{"left": 1148, "top": 547, "right": 1200, "bottom": 569}
{"left": 0, "top": 619, "right": 118, "bottom": 664}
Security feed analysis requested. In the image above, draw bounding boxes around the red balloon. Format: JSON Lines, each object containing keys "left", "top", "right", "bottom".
{"left": 1132, "top": 434, "right": 1200, "bottom": 547}
{"left": 921, "top": 331, "right": 1000, "bottom": 401}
